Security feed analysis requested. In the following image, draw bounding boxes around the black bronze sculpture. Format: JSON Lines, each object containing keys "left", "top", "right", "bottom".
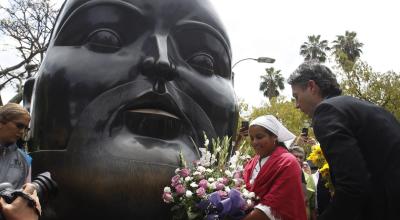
{"left": 25, "top": 0, "right": 238, "bottom": 219}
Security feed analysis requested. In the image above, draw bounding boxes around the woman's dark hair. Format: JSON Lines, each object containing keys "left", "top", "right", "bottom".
{"left": 288, "top": 61, "right": 342, "bottom": 98}
{"left": 262, "top": 127, "right": 287, "bottom": 148}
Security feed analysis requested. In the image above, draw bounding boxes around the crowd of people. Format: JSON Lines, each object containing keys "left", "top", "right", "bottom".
{"left": 1, "top": 62, "right": 400, "bottom": 220}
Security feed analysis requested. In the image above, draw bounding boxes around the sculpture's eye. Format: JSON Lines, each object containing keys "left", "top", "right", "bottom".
{"left": 86, "top": 29, "right": 122, "bottom": 53}
{"left": 186, "top": 53, "right": 215, "bottom": 76}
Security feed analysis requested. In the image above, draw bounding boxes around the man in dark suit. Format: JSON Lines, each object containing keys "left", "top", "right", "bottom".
{"left": 288, "top": 62, "right": 400, "bottom": 220}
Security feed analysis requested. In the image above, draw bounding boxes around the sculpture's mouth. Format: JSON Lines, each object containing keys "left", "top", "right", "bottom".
{"left": 106, "top": 91, "right": 191, "bottom": 140}
{"left": 122, "top": 106, "right": 186, "bottom": 140}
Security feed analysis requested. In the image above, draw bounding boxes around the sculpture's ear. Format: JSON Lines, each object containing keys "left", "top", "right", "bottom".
{"left": 23, "top": 77, "right": 35, "bottom": 112}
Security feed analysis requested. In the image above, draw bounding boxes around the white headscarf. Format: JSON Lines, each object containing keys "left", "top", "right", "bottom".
{"left": 249, "top": 115, "right": 295, "bottom": 142}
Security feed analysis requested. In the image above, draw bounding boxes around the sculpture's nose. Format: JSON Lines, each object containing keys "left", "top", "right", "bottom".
{"left": 141, "top": 35, "right": 177, "bottom": 93}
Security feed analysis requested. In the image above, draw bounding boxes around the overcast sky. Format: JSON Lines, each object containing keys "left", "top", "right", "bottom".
{"left": 1, "top": 0, "right": 400, "bottom": 107}
{"left": 211, "top": 0, "right": 400, "bottom": 107}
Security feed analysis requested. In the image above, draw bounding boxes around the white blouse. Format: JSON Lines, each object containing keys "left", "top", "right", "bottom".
{"left": 250, "top": 156, "right": 281, "bottom": 220}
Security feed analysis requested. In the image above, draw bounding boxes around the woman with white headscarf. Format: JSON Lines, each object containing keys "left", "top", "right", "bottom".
{"left": 243, "top": 115, "right": 307, "bottom": 220}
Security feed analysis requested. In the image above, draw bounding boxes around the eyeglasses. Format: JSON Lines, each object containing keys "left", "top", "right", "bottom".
{"left": 12, "top": 121, "right": 30, "bottom": 131}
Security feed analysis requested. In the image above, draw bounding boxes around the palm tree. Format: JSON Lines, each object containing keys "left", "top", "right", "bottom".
{"left": 300, "top": 35, "right": 330, "bottom": 63}
{"left": 332, "top": 31, "right": 363, "bottom": 62}
{"left": 332, "top": 31, "right": 364, "bottom": 71}
{"left": 259, "top": 67, "right": 285, "bottom": 99}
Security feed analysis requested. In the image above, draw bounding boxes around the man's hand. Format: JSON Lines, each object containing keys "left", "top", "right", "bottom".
{"left": 0, "top": 183, "right": 41, "bottom": 220}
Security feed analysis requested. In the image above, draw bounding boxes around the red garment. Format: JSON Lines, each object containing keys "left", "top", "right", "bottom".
{"left": 243, "top": 146, "right": 307, "bottom": 220}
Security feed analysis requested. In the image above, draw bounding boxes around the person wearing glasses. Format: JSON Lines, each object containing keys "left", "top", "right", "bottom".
{"left": 0, "top": 103, "right": 40, "bottom": 220}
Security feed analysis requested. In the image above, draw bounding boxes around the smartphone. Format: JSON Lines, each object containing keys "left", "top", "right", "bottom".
{"left": 301, "top": 127, "right": 308, "bottom": 137}
{"left": 241, "top": 121, "right": 249, "bottom": 130}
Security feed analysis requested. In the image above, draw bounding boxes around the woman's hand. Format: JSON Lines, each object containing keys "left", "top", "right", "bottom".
{"left": 243, "top": 208, "right": 270, "bottom": 220}
{"left": 0, "top": 183, "right": 41, "bottom": 220}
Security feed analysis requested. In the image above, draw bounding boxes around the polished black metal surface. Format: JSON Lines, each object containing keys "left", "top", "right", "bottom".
{"left": 25, "top": 0, "right": 238, "bottom": 219}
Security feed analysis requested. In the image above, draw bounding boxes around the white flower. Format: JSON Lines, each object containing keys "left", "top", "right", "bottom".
{"left": 217, "top": 177, "right": 224, "bottom": 182}
{"left": 193, "top": 171, "right": 201, "bottom": 176}
{"left": 208, "top": 177, "right": 215, "bottom": 182}
{"left": 206, "top": 168, "right": 213, "bottom": 173}
{"left": 248, "top": 192, "right": 255, "bottom": 198}
{"left": 197, "top": 166, "right": 206, "bottom": 173}
{"left": 204, "top": 139, "right": 209, "bottom": 147}
{"left": 198, "top": 148, "right": 216, "bottom": 167}
{"left": 185, "top": 176, "right": 192, "bottom": 182}
{"left": 224, "top": 170, "right": 233, "bottom": 177}
{"left": 185, "top": 190, "right": 193, "bottom": 198}
{"left": 164, "top": 187, "right": 171, "bottom": 193}
{"left": 190, "top": 182, "right": 198, "bottom": 188}
{"left": 224, "top": 186, "right": 231, "bottom": 193}
{"left": 242, "top": 191, "right": 249, "bottom": 198}
{"left": 209, "top": 182, "right": 217, "bottom": 189}
{"left": 175, "top": 168, "right": 180, "bottom": 174}
{"left": 247, "top": 199, "right": 253, "bottom": 206}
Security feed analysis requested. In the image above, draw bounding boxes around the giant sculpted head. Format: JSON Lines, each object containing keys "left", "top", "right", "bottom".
{"left": 26, "top": 0, "right": 238, "bottom": 219}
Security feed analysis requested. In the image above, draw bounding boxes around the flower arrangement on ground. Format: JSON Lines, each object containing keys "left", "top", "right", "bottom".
{"left": 307, "top": 144, "right": 334, "bottom": 194}
{"left": 162, "top": 135, "right": 255, "bottom": 220}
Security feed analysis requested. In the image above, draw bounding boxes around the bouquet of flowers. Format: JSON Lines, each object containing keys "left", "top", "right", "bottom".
{"left": 162, "top": 135, "right": 255, "bottom": 220}
{"left": 307, "top": 144, "right": 334, "bottom": 194}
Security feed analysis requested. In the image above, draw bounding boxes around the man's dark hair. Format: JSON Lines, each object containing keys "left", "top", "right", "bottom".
{"left": 288, "top": 61, "right": 342, "bottom": 98}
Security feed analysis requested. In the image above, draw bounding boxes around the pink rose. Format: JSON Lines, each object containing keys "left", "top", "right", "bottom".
{"left": 196, "top": 187, "right": 206, "bottom": 198}
{"left": 178, "top": 168, "right": 190, "bottom": 177}
{"left": 233, "top": 171, "right": 242, "bottom": 179}
{"left": 162, "top": 192, "right": 174, "bottom": 203}
{"left": 217, "top": 190, "right": 228, "bottom": 198}
{"left": 175, "top": 184, "right": 186, "bottom": 195}
{"left": 198, "top": 179, "right": 208, "bottom": 188}
{"left": 234, "top": 178, "right": 243, "bottom": 187}
{"left": 221, "top": 177, "right": 229, "bottom": 185}
{"left": 171, "top": 175, "right": 181, "bottom": 187}
{"left": 216, "top": 182, "right": 225, "bottom": 190}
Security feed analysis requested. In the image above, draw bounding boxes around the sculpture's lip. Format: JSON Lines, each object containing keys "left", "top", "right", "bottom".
{"left": 127, "top": 108, "right": 180, "bottom": 120}
{"left": 111, "top": 92, "right": 191, "bottom": 140}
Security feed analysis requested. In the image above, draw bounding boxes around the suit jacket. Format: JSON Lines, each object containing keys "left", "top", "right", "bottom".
{"left": 313, "top": 96, "right": 400, "bottom": 220}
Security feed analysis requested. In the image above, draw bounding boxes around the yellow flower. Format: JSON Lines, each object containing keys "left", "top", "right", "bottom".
{"left": 319, "top": 163, "right": 330, "bottom": 178}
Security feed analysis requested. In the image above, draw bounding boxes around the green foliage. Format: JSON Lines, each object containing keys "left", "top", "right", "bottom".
{"left": 338, "top": 61, "right": 400, "bottom": 120}
{"left": 300, "top": 35, "right": 330, "bottom": 63}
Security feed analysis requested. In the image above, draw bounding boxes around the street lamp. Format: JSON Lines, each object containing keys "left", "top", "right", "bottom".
{"left": 231, "top": 56, "right": 275, "bottom": 70}
{"left": 231, "top": 56, "right": 275, "bottom": 86}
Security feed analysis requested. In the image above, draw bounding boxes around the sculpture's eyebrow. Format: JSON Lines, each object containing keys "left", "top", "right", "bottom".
{"left": 174, "top": 20, "right": 231, "bottom": 56}
{"left": 54, "top": 0, "right": 144, "bottom": 38}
